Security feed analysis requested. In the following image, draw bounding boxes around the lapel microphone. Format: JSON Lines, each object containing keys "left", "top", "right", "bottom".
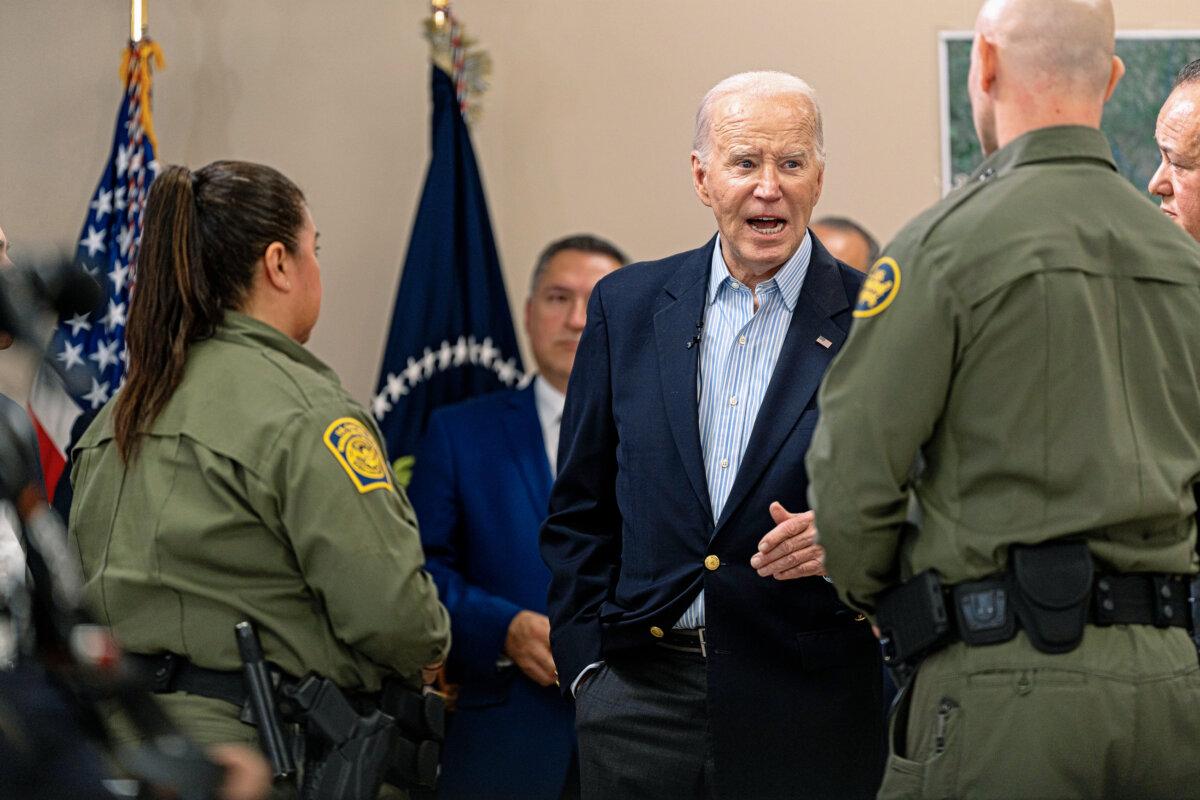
{"left": 685, "top": 317, "right": 704, "bottom": 350}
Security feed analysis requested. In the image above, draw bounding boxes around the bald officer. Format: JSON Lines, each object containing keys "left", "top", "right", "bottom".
{"left": 808, "top": 0, "right": 1200, "bottom": 798}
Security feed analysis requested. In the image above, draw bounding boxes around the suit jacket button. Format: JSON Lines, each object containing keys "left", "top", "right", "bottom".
{"left": 705, "top": 555, "right": 720, "bottom": 571}
{"left": 650, "top": 626, "right": 664, "bottom": 638}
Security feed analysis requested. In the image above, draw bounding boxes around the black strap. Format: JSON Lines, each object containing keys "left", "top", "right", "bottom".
{"left": 1091, "top": 573, "right": 1190, "bottom": 628}
{"left": 125, "top": 652, "right": 247, "bottom": 707}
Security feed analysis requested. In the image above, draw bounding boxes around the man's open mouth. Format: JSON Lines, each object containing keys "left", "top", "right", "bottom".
{"left": 747, "top": 216, "right": 786, "bottom": 235}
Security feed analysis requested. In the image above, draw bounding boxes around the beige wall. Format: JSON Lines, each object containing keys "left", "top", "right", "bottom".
{"left": 3, "top": 0, "right": 1199, "bottom": 404}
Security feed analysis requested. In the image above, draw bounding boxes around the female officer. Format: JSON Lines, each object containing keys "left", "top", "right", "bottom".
{"left": 67, "top": 161, "right": 449, "bottom": 770}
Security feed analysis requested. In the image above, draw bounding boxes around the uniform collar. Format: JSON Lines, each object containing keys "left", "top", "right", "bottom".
{"left": 971, "top": 125, "right": 1117, "bottom": 181}
{"left": 215, "top": 311, "right": 340, "bottom": 384}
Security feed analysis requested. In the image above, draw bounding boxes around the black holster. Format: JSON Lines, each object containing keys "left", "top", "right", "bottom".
{"left": 1008, "top": 541, "right": 1092, "bottom": 654}
{"left": 279, "top": 675, "right": 398, "bottom": 800}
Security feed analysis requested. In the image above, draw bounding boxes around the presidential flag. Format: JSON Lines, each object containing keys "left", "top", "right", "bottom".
{"left": 29, "top": 39, "right": 164, "bottom": 501}
{"left": 371, "top": 22, "right": 524, "bottom": 487}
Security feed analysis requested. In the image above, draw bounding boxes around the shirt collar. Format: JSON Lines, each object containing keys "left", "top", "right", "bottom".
{"left": 706, "top": 230, "right": 811, "bottom": 312}
{"left": 534, "top": 375, "right": 565, "bottom": 421}
{"left": 970, "top": 125, "right": 1117, "bottom": 181}
{"left": 214, "top": 311, "right": 340, "bottom": 384}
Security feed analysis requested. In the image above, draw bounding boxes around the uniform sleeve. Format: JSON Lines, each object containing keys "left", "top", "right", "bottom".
{"left": 806, "top": 245, "right": 960, "bottom": 613}
{"left": 539, "top": 282, "right": 622, "bottom": 697}
{"left": 408, "top": 411, "right": 522, "bottom": 680}
{"left": 277, "top": 406, "right": 450, "bottom": 682}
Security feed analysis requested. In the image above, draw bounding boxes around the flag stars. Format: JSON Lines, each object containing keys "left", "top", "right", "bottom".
{"left": 118, "top": 225, "right": 135, "bottom": 257}
{"left": 371, "top": 394, "right": 392, "bottom": 420}
{"left": 116, "top": 144, "right": 130, "bottom": 176}
{"left": 115, "top": 187, "right": 127, "bottom": 211}
{"left": 385, "top": 373, "right": 406, "bottom": 402}
{"left": 101, "top": 299, "right": 127, "bottom": 332}
{"left": 90, "top": 189, "right": 113, "bottom": 221}
{"left": 403, "top": 357, "right": 424, "bottom": 386}
{"left": 80, "top": 226, "right": 107, "bottom": 257}
{"left": 82, "top": 378, "right": 111, "bottom": 409}
{"left": 65, "top": 313, "right": 93, "bottom": 336}
{"left": 494, "top": 357, "right": 519, "bottom": 386}
{"left": 452, "top": 336, "right": 469, "bottom": 366}
{"left": 109, "top": 262, "right": 131, "bottom": 294}
{"left": 57, "top": 341, "right": 85, "bottom": 371}
{"left": 90, "top": 339, "right": 120, "bottom": 371}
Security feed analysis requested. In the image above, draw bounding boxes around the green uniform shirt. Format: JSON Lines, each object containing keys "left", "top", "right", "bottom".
{"left": 69, "top": 312, "right": 450, "bottom": 691}
{"left": 808, "top": 126, "right": 1200, "bottom": 614}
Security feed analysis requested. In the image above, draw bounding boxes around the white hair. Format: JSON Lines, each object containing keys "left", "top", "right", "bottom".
{"left": 692, "top": 71, "right": 825, "bottom": 165}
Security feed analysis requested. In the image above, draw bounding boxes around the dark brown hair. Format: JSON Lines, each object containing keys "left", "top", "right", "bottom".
{"left": 114, "top": 160, "right": 306, "bottom": 460}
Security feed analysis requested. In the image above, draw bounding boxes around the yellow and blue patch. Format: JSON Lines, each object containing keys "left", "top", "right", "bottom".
{"left": 324, "top": 417, "right": 394, "bottom": 494}
{"left": 853, "top": 257, "right": 902, "bottom": 318}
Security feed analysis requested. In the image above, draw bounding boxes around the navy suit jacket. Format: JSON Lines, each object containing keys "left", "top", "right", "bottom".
{"left": 541, "top": 234, "right": 885, "bottom": 799}
{"left": 409, "top": 387, "right": 574, "bottom": 800}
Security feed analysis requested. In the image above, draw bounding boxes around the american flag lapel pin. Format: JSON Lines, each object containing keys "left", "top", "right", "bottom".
{"left": 816, "top": 335, "right": 833, "bottom": 349}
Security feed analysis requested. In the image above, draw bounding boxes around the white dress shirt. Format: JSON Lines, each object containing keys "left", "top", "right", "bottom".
{"left": 533, "top": 376, "right": 565, "bottom": 476}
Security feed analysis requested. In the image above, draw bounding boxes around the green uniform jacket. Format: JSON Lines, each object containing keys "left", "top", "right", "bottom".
{"left": 69, "top": 312, "right": 450, "bottom": 693}
{"left": 808, "top": 126, "right": 1200, "bottom": 614}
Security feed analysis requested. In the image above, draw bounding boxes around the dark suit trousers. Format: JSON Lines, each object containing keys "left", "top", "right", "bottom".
{"left": 574, "top": 647, "right": 717, "bottom": 800}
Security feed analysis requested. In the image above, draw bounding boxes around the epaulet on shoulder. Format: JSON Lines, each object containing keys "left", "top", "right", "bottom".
{"left": 251, "top": 346, "right": 345, "bottom": 410}
{"left": 907, "top": 175, "right": 996, "bottom": 251}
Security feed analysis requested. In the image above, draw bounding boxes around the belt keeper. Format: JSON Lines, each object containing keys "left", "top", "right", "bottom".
{"left": 1152, "top": 575, "right": 1178, "bottom": 628}
{"left": 1093, "top": 577, "right": 1116, "bottom": 626}
{"left": 151, "top": 652, "right": 179, "bottom": 692}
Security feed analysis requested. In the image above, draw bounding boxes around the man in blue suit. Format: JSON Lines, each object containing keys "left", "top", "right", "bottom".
{"left": 540, "top": 72, "right": 886, "bottom": 799}
{"left": 408, "top": 234, "right": 626, "bottom": 800}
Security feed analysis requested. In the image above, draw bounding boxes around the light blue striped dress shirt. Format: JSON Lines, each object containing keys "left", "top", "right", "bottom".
{"left": 674, "top": 232, "right": 812, "bottom": 629}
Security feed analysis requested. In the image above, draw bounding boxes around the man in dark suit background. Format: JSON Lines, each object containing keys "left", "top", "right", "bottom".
{"left": 540, "top": 72, "right": 886, "bottom": 799}
{"left": 408, "top": 234, "right": 625, "bottom": 800}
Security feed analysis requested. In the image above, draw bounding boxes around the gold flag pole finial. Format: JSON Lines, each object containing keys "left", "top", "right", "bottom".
{"left": 130, "top": 0, "right": 147, "bottom": 43}
{"left": 432, "top": 0, "right": 449, "bottom": 29}
{"left": 424, "top": 1, "right": 492, "bottom": 119}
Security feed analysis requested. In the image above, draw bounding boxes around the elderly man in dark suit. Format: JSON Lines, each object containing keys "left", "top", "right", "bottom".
{"left": 540, "top": 71, "right": 886, "bottom": 800}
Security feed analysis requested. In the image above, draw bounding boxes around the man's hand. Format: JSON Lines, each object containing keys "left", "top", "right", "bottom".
{"left": 420, "top": 660, "right": 444, "bottom": 686}
{"left": 206, "top": 744, "right": 272, "bottom": 800}
{"left": 504, "top": 610, "right": 557, "bottom": 687}
{"left": 750, "top": 501, "right": 827, "bottom": 580}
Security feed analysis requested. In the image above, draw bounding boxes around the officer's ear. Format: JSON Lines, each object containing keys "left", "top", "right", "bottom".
{"left": 260, "top": 241, "right": 291, "bottom": 293}
{"left": 973, "top": 33, "right": 999, "bottom": 96}
{"left": 1103, "top": 55, "right": 1125, "bottom": 103}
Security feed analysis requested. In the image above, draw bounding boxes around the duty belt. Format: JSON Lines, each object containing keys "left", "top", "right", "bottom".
{"left": 124, "top": 652, "right": 380, "bottom": 715}
{"left": 875, "top": 543, "right": 1198, "bottom": 675}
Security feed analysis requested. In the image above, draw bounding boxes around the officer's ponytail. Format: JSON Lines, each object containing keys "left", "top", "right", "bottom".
{"left": 115, "top": 160, "right": 306, "bottom": 461}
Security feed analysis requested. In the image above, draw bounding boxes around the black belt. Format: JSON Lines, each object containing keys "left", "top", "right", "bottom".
{"left": 125, "top": 652, "right": 383, "bottom": 716}
{"left": 953, "top": 572, "right": 1190, "bottom": 632}
{"left": 878, "top": 566, "right": 1197, "bottom": 673}
{"left": 655, "top": 627, "right": 708, "bottom": 657}
{"left": 126, "top": 652, "right": 251, "bottom": 708}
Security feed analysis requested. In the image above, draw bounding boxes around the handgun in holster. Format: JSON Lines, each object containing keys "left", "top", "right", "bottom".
{"left": 278, "top": 675, "right": 399, "bottom": 800}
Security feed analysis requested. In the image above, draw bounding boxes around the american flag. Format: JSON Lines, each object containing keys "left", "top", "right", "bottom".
{"left": 29, "top": 39, "right": 164, "bottom": 501}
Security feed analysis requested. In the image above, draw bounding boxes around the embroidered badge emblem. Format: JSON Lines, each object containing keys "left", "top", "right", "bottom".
{"left": 324, "top": 417, "right": 394, "bottom": 494}
{"left": 854, "top": 257, "right": 902, "bottom": 318}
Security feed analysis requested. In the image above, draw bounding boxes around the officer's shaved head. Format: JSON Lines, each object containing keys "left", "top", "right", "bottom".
{"left": 977, "top": 0, "right": 1115, "bottom": 95}
{"left": 970, "top": 0, "right": 1122, "bottom": 155}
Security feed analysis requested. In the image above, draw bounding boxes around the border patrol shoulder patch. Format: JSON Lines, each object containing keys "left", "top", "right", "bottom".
{"left": 323, "top": 417, "right": 394, "bottom": 494}
{"left": 854, "top": 257, "right": 902, "bottom": 318}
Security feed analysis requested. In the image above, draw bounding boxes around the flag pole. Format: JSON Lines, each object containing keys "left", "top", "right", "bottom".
{"left": 431, "top": 0, "right": 448, "bottom": 29}
{"left": 130, "top": 0, "right": 146, "bottom": 44}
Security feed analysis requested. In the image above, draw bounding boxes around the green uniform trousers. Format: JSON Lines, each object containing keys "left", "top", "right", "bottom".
{"left": 880, "top": 626, "right": 1200, "bottom": 800}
